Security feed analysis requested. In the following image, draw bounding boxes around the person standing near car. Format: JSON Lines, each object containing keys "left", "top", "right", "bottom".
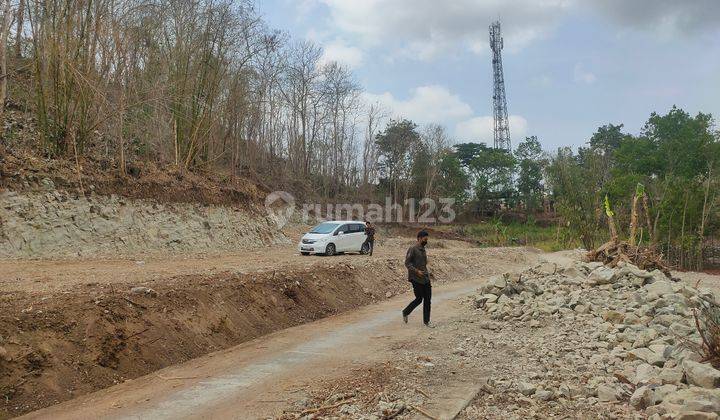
{"left": 402, "top": 230, "right": 432, "bottom": 327}
{"left": 362, "top": 221, "right": 375, "bottom": 256}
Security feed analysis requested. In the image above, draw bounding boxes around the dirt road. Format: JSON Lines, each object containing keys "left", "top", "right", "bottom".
{"left": 21, "top": 274, "right": 513, "bottom": 420}
{"left": 12, "top": 243, "right": 718, "bottom": 419}
{"left": 0, "top": 237, "right": 479, "bottom": 294}
{"left": 2, "top": 235, "right": 542, "bottom": 419}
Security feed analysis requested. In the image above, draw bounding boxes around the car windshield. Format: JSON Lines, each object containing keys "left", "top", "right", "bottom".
{"left": 309, "top": 222, "right": 340, "bottom": 234}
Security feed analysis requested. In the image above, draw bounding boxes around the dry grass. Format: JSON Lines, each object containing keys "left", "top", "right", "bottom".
{"left": 691, "top": 295, "right": 720, "bottom": 368}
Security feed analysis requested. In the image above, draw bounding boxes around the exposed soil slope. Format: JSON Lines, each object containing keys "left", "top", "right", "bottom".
{"left": 0, "top": 240, "right": 533, "bottom": 418}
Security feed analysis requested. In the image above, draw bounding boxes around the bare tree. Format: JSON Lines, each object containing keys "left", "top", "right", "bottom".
{"left": 7, "top": 0, "right": 371, "bottom": 201}
{"left": 362, "top": 101, "right": 387, "bottom": 188}
{"left": 13, "top": 0, "right": 22, "bottom": 58}
{"left": 420, "top": 123, "right": 450, "bottom": 200}
{"left": 0, "top": 0, "right": 13, "bottom": 118}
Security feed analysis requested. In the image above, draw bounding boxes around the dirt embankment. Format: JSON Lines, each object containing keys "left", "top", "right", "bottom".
{"left": 0, "top": 242, "right": 525, "bottom": 419}
{"left": 0, "top": 187, "right": 288, "bottom": 259}
{"left": 0, "top": 145, "right": 296, "bottom": 259}
{"left": 0, "top": 144, "right": 269, "bottom": 207}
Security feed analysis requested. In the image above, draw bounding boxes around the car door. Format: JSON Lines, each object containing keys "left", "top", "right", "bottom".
{"left": 334, "top": 223, "right": 352, "bottom": 251}
{"left": 350, "top": 223, "right": 366, "bottom": 252}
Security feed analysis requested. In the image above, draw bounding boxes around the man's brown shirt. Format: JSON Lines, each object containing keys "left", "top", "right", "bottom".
{"left": 405, "top": 244, "right": 429, "bottom": 284}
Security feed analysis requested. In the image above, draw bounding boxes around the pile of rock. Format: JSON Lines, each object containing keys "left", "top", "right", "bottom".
{"left": 472, "top": 259, "right": 720, "bottom": 419}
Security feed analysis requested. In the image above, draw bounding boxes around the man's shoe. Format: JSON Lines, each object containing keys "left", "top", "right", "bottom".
{"left": 424, "top": 322, "right": 435, "bottom": 328}
{"left": 403, "top": 313, "right": 408, "bottom": 323}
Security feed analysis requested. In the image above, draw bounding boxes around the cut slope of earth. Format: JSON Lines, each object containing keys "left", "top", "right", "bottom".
{"left": 0, "top": 146, "right": 293, "bottom": 259}
{"left": 0, "top": 144, "right": 268, "bottom": 207}
{"left": 0, "top": 240, "right": 534, "bottom": 418}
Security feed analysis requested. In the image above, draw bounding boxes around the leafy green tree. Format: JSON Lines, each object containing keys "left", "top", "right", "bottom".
{"left": 454, "top": 142, "right": 486, "bottom": 167}
{"left": 472, "top": 149, "right": 516, "bottom": 200}
{"left": 589, "top": 124, "right": 626, "bottom": 156}
{"left": 586, "top": 124, "right": 630, "bottom": 187}
{"left": 515, "top": 136, "right": 546, "bottom": 213}
{"left": 611, "top": 107, "right": 718, "bottom": 266}
{"left": 454, "top": 142, "right": 516, "bottom": 200}
{"left": 545, "top": 147, "right": 602, "bottom": 249}
{"left": 409, "top": 140, "right": 431, "bottom": 198}
{"left": 643, "top": 107, "right": 715, "bottom": 180}
{"left": 435, "top": 152, "right": 469, "bottom": 205}
{"left": 375, "top": 119, "right": 421, "bottom": 204}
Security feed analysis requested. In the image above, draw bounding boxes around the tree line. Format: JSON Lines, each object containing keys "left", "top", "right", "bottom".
{"left": 0, "top": 0, "right": 542, "bottom": 209}
{"left": 546, "top": 108, "right": 719, "bottom": 270}
{"left": 0, "top": 1, "right": 717, "bottom": 268}
{"left": 1, "top": 0, "right": 377, "bottom": 198}
{"left": 372, "top": 108, "right": 719, "bottom": 270}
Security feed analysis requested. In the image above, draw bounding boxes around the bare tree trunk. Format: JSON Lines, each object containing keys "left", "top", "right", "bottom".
{"left": 680, "top": 190, "right": 689, "bottom": 269}
{"left": 118, "top": 91, "right": 126, "bottom": 176}
{"left": 629, "top": 193, "right": 639, "bottom": 246}
{"left": 0, "top": 0, "right": 12, "bottom": 119}
{"left": 14, "top": 0, "right": 22, "bottom": 58}
{"left": 698, "top": 166, "right": 716, "bottom": 270}
{"left": 666, "top": 212, "right": 673, "bottom": 263}
{"left": 642, "top": 193, "right": 653, "bottom": 244}
{"left": 608, "top": 213, "right": 618, "bottom": 242}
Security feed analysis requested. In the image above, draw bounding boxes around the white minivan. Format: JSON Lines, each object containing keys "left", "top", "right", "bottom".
{"left": 298, "top": 221, "right": 369, "bottom": 256}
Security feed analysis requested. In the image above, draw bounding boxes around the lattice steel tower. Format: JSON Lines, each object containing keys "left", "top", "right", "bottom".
{"left": 489, "top": 21, "right": 511, "bottom": 151}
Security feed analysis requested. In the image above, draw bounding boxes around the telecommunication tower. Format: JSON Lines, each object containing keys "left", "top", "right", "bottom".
{"left": 489, "top": 21, "right": 511, "bottom": 151}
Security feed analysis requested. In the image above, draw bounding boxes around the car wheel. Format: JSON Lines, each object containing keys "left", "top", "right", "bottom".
{"left": 301, "top": 252, "right": 310, "bottom": 256}
{"left": 360, "top": 243, "right": 370, "bottom": 255}
{"left": 325, "top": 243, "right": 336, "bottom": 256}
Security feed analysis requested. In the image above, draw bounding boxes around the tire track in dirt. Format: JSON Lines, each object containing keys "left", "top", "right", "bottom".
{"left": 18, "top": 259, "right": 537, "bottom": 420}
{"left": 2, "top": 240, "right": 534, "bottom": 418}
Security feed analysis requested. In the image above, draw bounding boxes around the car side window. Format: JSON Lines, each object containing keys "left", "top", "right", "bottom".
{"left": 353, "top": 224, "right": 365, "bottom": 233}
{"left": 336, "top": 224, "right": 351, "bottom": 234}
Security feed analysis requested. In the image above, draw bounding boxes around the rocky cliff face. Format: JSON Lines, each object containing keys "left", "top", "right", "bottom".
{"left": 0, "top": 183, "right": 288, "bottom": 259}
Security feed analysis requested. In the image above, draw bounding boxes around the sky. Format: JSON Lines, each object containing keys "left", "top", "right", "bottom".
{"left": 257, "top": 0, "right": 720, "bottom": 151}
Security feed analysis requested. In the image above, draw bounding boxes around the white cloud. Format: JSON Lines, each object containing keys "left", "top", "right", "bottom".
{"left": 363, "top": 85, "right": 528, "bottom": 144}
{"left": 292, "top": 0, "right": 320, "bottom": 22}
{"left": 301, "top": 0, "right": 719, "bottom": 63}
{"left": 362, "top": 85, "right": 473, "bottom": 124}
{"left": 305, "top": 28, "right": 329, "bottom": 43}
{"left": 589, "top": 0, "right": 720, "bottom": 36}
{"left": 531, "top": 74, "right": 552, "bottom": 88}
{"left": 455, "top": 115, "right": 528, "bottom": 143}
{"left": 573, "top": 63, "right": 597, "bottom": 84}
{"left": 319, "top": 39, "right": 364, "bottom": 68}
{"left": 316, "top": 0, "right": 572, "bottom": 59}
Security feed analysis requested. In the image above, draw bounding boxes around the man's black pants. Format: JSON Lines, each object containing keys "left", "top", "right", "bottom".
{"left": 363, "top": 239, "right": 374, "bottom": 255}
{"left": 402, "top": 281, "right": 431, "bottom": 324}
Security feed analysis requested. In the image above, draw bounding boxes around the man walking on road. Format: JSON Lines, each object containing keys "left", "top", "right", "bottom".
{"left": 402, "top": 230, "right": 432, "bottom": 327}
{"left": 362, "top": 221, "right": 375, "bottom": 256}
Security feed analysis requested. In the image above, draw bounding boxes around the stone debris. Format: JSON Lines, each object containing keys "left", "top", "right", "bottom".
{"left": 465, "top": 258, "right": 720, "bottom": 419}
{"left": 277, "top": 255, "right": 718, "bottom": 420}
{"left": 684, "top": 361, "right": 720, "bottom": 389}
{"left": 129, "top": 286, "right": 158, "bottom": 297}
{"left": 0, "top": 346, "right": 10, "bottom": 362}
